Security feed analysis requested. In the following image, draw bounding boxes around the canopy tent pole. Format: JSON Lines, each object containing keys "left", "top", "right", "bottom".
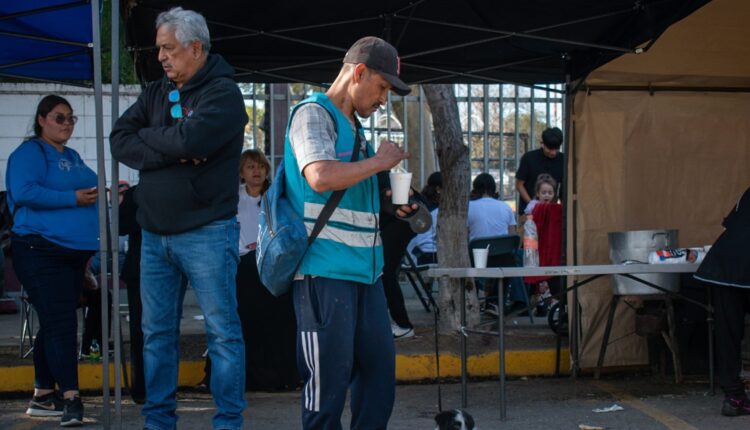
{"left": 110, "top": 0, "right": 123, "bottom": 426}
{"left": 90, "top": 0, "right": 111, "bottom": 428}
{"left": 563, "top": 71, "right": 579, "bottom": 379}
{"left": 0, "top": 29, "right": 89, "bottom": 47}
{"left": 414, "top": 55, "right": 562, "bottom": 85}
{"left": 0, "top": 72, "right": 91, "bottom": 87}
{"left": 404, "top": 62, "right": 559, "bottom": 93}
{"left": 396, "top": 16, "right": 637, "bottom": 54}
{"left": 233, "top": 66, "right": 325, "bottom": 87}
{"left": 0, "top": 51, "right": 89, "bottom": 70}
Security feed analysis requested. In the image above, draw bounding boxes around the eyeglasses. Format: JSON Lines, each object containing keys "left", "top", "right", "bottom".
{"left": 48, "top": 113, "right": 78, "bottom": 125}
{"left": 168, "top": 89, "right": 182, "bottom": 119}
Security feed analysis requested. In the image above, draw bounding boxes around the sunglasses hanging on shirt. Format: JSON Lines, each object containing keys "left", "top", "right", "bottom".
{"left": 168, "top": 89, "right": 182, "bottom": 119}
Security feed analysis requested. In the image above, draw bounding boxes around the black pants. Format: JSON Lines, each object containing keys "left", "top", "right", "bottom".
{"left": 80, "top": 287, "right": 111, "bottom": 356}
{"left": 124, "top": 278, "right": 145, "bottom": 400}
{"left": 381, "top": 221, "right": 415, "bottom": 329}
{"left": 11, "top": 234, "right": 92, "bottom": 392}
{"left": 713, "top": 283, "right": 750, "bottom": 396}
{"left": 204, "top": 251, "right": 298, "bottom": 391}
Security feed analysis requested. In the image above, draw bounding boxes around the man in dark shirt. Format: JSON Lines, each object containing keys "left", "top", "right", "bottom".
{"left": 515, "top": 127, "right": 565, "bottom": 213}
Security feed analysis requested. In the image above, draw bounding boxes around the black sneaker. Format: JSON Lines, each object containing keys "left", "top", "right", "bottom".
{"left": 721, "top": 395, "right": 750, "bottom": 417}
{"left": 26, "top": 392, "right": 64, "bottom": 416}
{"left": 60, "top": 396, "right": 84, "bottom": 427}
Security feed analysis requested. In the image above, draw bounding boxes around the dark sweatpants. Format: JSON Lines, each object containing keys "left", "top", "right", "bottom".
{"left": 712, "top": 283, "right": 750, "bottom": 396}
{"left": 293, "top": 276, "right": 395, "bottom": 430}
{"left": 380, "top": 220, "right": 415, "bottom": 329}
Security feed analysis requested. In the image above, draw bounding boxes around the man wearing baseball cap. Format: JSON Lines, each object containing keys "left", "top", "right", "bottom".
{"left": 283, "top": 36, "right": 413, "bottom": 429}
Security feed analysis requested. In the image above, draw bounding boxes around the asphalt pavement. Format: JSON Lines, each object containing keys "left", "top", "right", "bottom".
{"left": 1, "top": 376, "right": 748, "bottom": 429}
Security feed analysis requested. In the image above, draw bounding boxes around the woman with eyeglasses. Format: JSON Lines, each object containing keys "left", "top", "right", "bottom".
{"left": 6, "top": 95, "right": 99, "bottom": 427}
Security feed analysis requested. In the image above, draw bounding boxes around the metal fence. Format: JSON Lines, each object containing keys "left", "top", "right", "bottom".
{"left": 241, "top": 83, "right": 564, "bottom": 206}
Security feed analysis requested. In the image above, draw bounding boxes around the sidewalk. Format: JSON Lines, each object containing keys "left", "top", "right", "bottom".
{"left": 1, "top": 377, "right": 746, "bottom": 429}
{"left": 0, "top": 279, "right": 567, "bottom": 392}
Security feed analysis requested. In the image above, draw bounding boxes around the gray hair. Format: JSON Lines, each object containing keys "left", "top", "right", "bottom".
{"left": 156, "top": 7, "right": 211, "bottom": 53}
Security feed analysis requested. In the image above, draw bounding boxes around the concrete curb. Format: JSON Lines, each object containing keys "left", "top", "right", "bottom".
{"left": 0, "top": 349, "right": 569, "bottom": 392}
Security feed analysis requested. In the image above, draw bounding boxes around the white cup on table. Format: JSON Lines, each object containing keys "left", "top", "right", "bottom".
{"left": 472, "top": 248, "right": 489, "bottom": 269}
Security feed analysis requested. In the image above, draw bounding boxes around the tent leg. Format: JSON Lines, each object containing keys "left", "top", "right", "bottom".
{"left": 110, "top": 0, "right": 123, "bottom": 426}
{"left": 90, "top": 0, "right": 110, "bottom": 428}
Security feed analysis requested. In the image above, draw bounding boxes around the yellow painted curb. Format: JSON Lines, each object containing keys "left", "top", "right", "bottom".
{"left": 0, "top": 361, "right": 206, "bottom": 392}
{"left": 0, "top": 349, "right": 569, "bottom": 392}
{"left": 396, "top": 349, "right": 570, "bottom": 381}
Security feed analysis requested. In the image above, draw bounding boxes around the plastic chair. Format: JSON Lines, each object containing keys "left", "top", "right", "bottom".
{"left": 468, "top": 234, "right": 533, "bottom": 323}
{"left": 400, "top": 252, "right": 438, "bottom": 312}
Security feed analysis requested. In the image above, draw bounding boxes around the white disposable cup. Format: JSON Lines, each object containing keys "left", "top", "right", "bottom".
{"left": 472, "top": 248, "right": 489, "bottom": 269}
{"left": 389, "top": 172, "right": 412, "bottom": 205}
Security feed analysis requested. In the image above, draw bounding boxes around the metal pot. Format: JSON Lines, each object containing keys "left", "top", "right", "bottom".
{"left": 608, "top": 229, "right": 680, "bottom": 295}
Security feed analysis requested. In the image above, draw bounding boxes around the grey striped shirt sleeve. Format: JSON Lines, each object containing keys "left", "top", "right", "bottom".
{"left": 289, "top": 103, "right": 337, "bottom": 174}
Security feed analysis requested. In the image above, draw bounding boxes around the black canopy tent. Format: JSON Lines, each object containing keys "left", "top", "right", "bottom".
{"left": 121, "top": 0, "right": 711, "bottom": 385}
{"left": 123, "top": 0, "right": 708, "bottom": 87}
{"left": 2, "top": 0, "right": 713, "bottom": 426}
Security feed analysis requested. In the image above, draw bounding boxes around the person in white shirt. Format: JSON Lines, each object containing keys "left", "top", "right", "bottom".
{"left": 201, "top": 149, "right": 298, "bottom": 391}
{"left": 468, "top": 173, "right": 516, "bottom": 241}
{"left": 467, "top": 173, "right": 518, "bottom": 315}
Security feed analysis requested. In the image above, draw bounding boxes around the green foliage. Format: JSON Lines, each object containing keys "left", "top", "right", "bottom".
{"left": 101, "top": 0, "right": 138, "bottom": 84}
{"left": 504, "top": 112, "right": 549, "bottom": 144}
{"left": 245, "top": 105, "right": 266, "bottom": 150}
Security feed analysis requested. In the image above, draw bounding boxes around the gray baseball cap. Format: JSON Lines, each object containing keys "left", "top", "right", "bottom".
{"left": 343, "top": 36, "right": 410, "bottom": 96}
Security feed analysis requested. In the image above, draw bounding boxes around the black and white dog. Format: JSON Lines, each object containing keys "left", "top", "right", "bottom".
{"left": 434, "top": 409, "right": 476, "bottom": 430}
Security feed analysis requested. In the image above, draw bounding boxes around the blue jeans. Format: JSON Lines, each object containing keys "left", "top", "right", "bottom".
{"left": 11, "top": 234, "right": 92, "bottom": 392}
{"left": 140, "top": 218, "right": 245, "bottom": 430}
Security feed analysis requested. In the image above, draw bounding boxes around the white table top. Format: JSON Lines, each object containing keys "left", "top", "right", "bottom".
{"left": 426, "top": 263, "right": 699, "bottom": 279}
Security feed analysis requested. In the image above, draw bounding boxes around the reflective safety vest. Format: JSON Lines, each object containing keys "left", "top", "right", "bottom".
{"left": 284, "top": 93, "right": 383, "bottom": 284}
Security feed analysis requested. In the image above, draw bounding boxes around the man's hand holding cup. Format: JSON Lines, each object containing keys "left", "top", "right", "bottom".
{"left": 376, "top": 139, "right": 414, "bottom": 216}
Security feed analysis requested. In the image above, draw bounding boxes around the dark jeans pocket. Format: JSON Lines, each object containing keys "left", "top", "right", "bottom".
{"left": 305, "top": 277, "right": 323, "bottom": 328}
{"left": 293, "top": 276, "right": 325, "bottom": 330}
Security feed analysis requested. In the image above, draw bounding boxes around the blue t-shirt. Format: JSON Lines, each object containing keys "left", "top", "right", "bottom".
{"left": 6, "top": 139, "right": 99, "bottom": 250}
{"left": 467, "top": 197, "right": 516, "bottom": 242}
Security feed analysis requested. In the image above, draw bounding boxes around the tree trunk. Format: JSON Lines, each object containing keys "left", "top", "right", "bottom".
{"left": 392, "top": 90, "right": 436, "bottom": 189}
{"left": 422, "top": 84, "right": 480, "bottom": 332}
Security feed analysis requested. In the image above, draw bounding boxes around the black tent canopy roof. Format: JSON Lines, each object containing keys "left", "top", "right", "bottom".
{"left": 124, "top": 0, "right": 710, "bottom": 86}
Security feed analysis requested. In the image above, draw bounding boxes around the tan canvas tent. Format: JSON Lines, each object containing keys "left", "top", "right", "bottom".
{"left": 568, "top": 0, "right": 750, "bottom": 369}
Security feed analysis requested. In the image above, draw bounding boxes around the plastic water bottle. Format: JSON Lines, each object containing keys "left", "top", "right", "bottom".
{"left": 648, "top": 248, "right": 704, "bottom": 264}
{"left": 89, "top": 339, "right": 101, "bottom": 363}
{"left": 523, "top": 215, "right": 539, "bottom": 267}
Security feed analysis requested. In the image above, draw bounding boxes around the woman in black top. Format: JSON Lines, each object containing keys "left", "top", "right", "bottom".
{"left": 694, "top": 185, "right": 750, "bottom": 417}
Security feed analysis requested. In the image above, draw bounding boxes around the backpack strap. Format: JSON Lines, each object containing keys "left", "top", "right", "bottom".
{"left": 306, "top": 118, "right": 364, "bottom": 246}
